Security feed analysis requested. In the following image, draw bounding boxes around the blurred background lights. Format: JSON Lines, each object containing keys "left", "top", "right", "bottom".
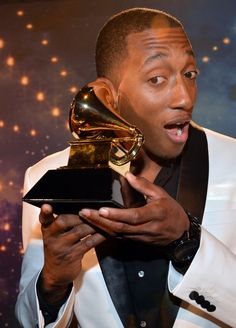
{"left": 0, "top": 120, "right": 4, "bottom": 127}
{"left": 41, "top": 39, "right": 49, "bottom": 45}
{"left": 26, "top": 23, "right": 33, "bottom": 29}
{"left": 17, "top": 10, "right": 24, "bottom": 16}
{"left": 60, "top": 70, "right": 67, "bottom": 76}
{"left": 212, "top": 46, "right": 218, "bottom": 51}
{"left": 36, "top": 92, "right": 45, "bottom": 101}
{"left": 30, "top": 129, "right": 37, "bottom": 136}
{"left": 223, "top": 37, "right": 231, "bottom": 44}
{"left": 3, "top": 223, "right": 10, "bottom": 231}
{"left": 51, "top": 107, "right": 60, "bottom": 117}
{"left": 0, "top": 245, "right": 6, "bottom": 252}
{"left": 51, "top": 56, "right": 58, "bottom": 63}
{"left": 69, "top": 86, "right": 78, "bottom": 93}
{"left": 6, "top": 56, "right": 15, "bottom": 67}
{"left": 20, "top": 76, "right": 29, "bottom": 85}
{"left": 13, "top": 125, "right": 19, "bottom": 132}
{"left": 202, "top": 56, "right": 210, "bottom": 63}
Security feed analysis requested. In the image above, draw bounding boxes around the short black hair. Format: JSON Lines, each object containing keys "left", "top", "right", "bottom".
{"left": 95, "top": 7, "right": 183, "bottom": 81}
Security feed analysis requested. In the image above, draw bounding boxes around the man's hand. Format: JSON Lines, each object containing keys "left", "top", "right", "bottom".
{"left": 39, "top": 204, "right": 105, "bottom": 303}
{"left": 79, "top": 172, "right": 189, "bottom": 246}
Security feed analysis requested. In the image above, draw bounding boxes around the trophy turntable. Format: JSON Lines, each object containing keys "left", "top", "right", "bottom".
{"left": 23, "top": 83, "right": 144, "bottom": 214}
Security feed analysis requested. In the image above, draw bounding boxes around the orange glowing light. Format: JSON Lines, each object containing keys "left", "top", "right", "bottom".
{"left": 17, "top": 10, "right": 24, "bottom": 16}
{"left": 69, "top": 86, "right": 78, "bottom": 93}
{"left": 36, "top": 92, "right": 45, "bottom": 101}
{"left": 202, "top": 56, "right": 210, "bottom": 63}
{"left": 0, "top": 38, "right": 4, "bottom": 48}
{"left": 8, "top": 181, "right": 13, "bottom": 186}
{"left": 6, "top": 56, "right": 15, "bottom": 66}
{"left": 30, "top": 129, "right": 37, "bottom": 136}
{"left": 0, "top": 120, "right": 4, "bottom": 127}
{"left": 60, "top": 70, "right": 67, "bottom": 76}
{"left": 26, "top": 23, "right": 33, "bottom": 30}
{"left": 51, "top": 56, "right": 58, "bottom": 63}
{"left": 0, "top": 245, "right": 6, "bottom": 252}
{"left": 223, "top": 37, "right": 231, "bottom": 45}
{"left": 13, "top": 125, "right": 20, "bottom": 132}
{"left": 4, "top": 223, "right": 10, "bottom": 231}
{"left": 51, "top": 107, "right": 60, "bottom": 117}
{"left": 20, "top": 76, "right": 29, "bottom": 85}
{"left": 41, "top": 39, "right": 49, "bottom": 45}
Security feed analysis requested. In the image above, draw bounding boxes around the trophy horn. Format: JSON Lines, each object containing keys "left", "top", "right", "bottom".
{"left": 69, "top": 85, "right": 144, "bottom": 166}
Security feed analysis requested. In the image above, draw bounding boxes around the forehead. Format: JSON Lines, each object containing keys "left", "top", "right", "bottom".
{"left": 125, "top": 27, "right": 194, "bottom": 61}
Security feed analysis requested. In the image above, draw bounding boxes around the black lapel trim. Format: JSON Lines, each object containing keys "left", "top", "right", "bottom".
{"left": 177, "top": 123, "right": 209, "bottom": 223}
{"left": 95, "top": 238, "right": 137, "bottom": 327}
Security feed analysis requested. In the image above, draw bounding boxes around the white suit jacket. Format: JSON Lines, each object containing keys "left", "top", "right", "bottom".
{"left": 16, "top": 127, "right": 236, "bottom": 328}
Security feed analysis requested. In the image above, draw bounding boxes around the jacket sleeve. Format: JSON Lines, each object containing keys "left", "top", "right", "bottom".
{"left": 15, "top": 165, "right": 76, "bottom": 328}
{"left": 168, "top": 226, "right": 236, "bottom": 327}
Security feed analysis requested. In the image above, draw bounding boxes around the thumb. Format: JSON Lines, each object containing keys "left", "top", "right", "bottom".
{"left": 39, "top": 204, "right": 55, "bottom": 228}
{"left": 125, "top": 172, "right": 162, "bottom": 201}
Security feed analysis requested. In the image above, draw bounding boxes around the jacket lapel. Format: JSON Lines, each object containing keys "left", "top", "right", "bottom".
{"left": 177, "top": 123, "right": 209, "bottom": 222}
{"left": 96, "top": 238, "right": 137, "bottom": 327}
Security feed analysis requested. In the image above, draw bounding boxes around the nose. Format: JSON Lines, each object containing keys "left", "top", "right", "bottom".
{"left": 169, "top": 76, "right": 196, "bottom": 112}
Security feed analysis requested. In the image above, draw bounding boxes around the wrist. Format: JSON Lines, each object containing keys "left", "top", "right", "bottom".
{"left": 40, "top": 271, "right": 72, "bottom": 303}
{"left": 165, "top": 212, "right": 201, "bottom": 269}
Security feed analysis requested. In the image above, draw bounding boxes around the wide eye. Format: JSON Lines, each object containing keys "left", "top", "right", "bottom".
{"left": 184, "top": 70, "right": 199, "bottom": 80}
{"left": 149, "top": 76, "right": 165, "bottom": 85}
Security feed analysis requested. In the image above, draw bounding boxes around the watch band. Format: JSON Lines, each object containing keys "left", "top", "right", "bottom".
{"left": 166, "top": 212, "right": 201, "bottom": 266}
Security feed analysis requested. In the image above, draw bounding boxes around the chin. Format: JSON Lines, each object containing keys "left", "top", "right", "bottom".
{"left": 146, "top": 143, "right": 185, "bottom": 163}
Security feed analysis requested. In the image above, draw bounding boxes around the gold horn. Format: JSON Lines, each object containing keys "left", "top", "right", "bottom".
{"left": 69, "top": 85, "right": 144, "bottom": 166}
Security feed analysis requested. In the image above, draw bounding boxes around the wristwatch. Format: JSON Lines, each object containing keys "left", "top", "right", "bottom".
{"left": 166, "top": 212, "right": 201, "bottom": 266}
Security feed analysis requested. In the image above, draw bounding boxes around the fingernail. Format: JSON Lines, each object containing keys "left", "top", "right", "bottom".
{"left": 99, "top": 208, "right": 109, "bottom": 217}
{"left": 79, "top": 209, "right": 91, "bottom": 217}
{"left": 125, "top": 171, "right": 136, "bottom": 179}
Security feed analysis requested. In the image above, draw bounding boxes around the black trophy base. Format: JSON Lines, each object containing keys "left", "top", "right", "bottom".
{"left": 22, "top": 168, "right": 123, "bottom": 214}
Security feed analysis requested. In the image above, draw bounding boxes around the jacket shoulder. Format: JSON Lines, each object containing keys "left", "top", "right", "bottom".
{"left": 25, "top": 147, "right": 70, "bottom": 185}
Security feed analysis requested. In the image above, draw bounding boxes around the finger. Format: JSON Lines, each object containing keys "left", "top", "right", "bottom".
{"left": 125, "top": 172, "right": 163, "bottom": 200}
{"left": 80, "top": 208, "right": 155, "bottom": 237}
{"left": 80, "top": 206, "right": 149, "bottom": 225}
{"left": 47, "top": 214, "right": 91, "bottom": 237}
{"left": 80, "top": 204, "right": 160, "bottom": 231}
{"left": 63, "top": 222, "right": 103, "bottom": 245}
{"left": 74, "top": 232, "right": 106, "bottom": 255}
{"left": 39, "top": 204, "right": 55, "bottom": 228}
{"left": 120, "top": 175, "right": 146, "bottom": 208}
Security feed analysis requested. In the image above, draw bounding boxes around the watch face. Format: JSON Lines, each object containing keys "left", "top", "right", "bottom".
{"left": 173, "top": 239, "right": 200, "bottom": 263}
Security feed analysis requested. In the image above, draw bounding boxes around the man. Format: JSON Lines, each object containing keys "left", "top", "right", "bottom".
{"left": 16, "top": 7, "right": 236, "bottom": 328}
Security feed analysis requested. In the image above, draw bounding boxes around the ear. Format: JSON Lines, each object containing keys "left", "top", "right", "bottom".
{"left": 88, "top": 78, "right": 118, "bottom": 112}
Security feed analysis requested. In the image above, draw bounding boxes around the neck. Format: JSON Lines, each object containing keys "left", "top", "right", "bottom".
{"left": 132, "top": 149, "right": 179, "bottom": 183}
{"left": 132, "top": 150, "right": 162, "bottom": 183}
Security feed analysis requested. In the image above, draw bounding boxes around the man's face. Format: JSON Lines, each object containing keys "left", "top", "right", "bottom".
{"left": 115, "top": 27, "right": 198, "bottom": 160}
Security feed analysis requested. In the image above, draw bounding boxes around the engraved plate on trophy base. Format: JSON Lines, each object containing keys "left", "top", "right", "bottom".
{"left": 23, "top": 168, "right": 123, "bottom": 214}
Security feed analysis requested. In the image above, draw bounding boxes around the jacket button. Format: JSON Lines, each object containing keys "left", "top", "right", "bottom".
{"left": 208, "top": 304, "right": 216, "bottom": 312}
{"left": 189, "top": 291, "right": 199, "bottom": 300}
{"left": 196, "top": 295, "right": 205, "bottom": 304}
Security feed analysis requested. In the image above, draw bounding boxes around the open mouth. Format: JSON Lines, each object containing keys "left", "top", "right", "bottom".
{"left": 164, "top": 121, "right": 189, "bottom": 136}
{"left": 163, "top": 119, "right": 190, "bottom": 144}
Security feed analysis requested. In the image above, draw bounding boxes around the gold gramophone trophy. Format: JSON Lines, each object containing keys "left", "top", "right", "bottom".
{"left": 23, "top": 82, "right": 144, "bottom": 214}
